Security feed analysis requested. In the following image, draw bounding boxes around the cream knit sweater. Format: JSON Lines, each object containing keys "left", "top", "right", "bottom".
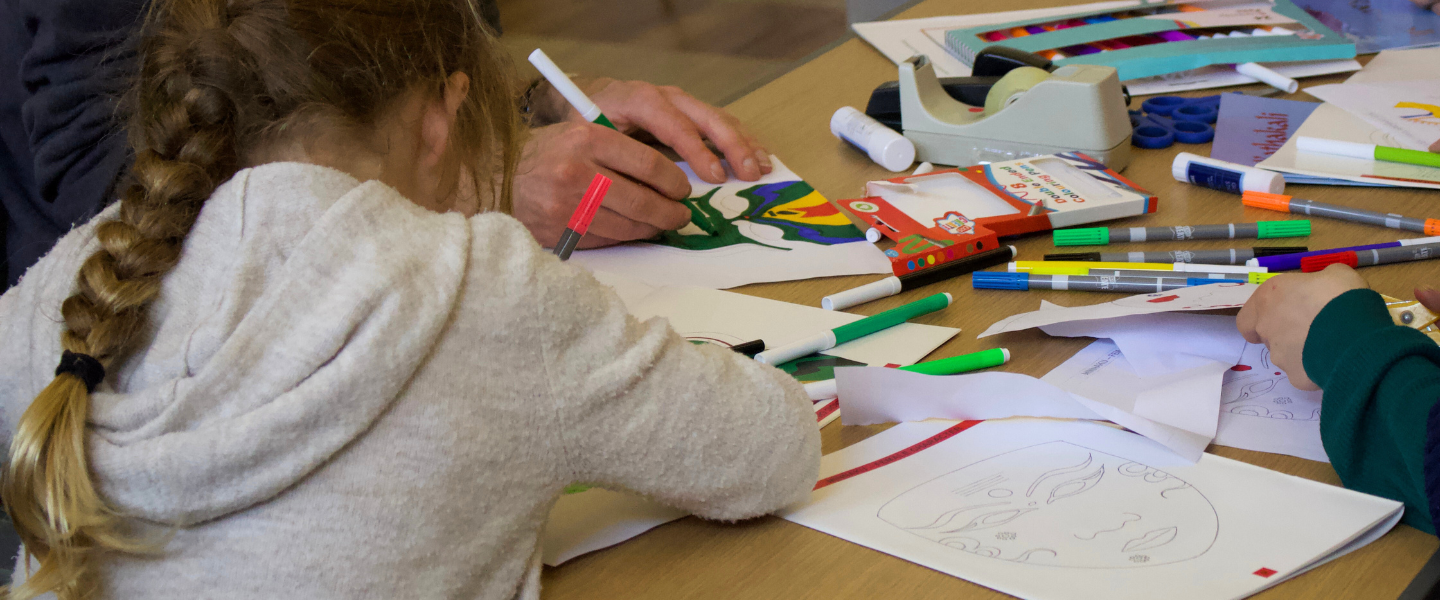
{"left": 0, "top": 163, "right": 820, "bottom": 599}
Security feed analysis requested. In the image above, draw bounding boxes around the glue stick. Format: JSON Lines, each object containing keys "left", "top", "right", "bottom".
{"left": 831, "top": 106, "right": 916, "bottom": 172}
{"left": 1172, "top": 153, "right": 1285, "bottom": 196}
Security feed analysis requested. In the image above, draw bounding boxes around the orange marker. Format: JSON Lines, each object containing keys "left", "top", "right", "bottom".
{"left": 1243, "top": 191, "right": 1440, "bottom": 236}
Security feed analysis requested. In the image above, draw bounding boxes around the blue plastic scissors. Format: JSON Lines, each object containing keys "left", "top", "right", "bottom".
{"left": 1129, "top": 94, "right": 1227, "bottom": 149}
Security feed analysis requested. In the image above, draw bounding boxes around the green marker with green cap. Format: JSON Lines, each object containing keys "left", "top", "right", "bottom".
{"left": 755, "top": 292, "right": 953, "bottom": 366}
{"left": 803, "top": 348, "right": 1010, "bottom": 400}
{"left": 1053, "top": 221, "right": 1310, "bottom": 246}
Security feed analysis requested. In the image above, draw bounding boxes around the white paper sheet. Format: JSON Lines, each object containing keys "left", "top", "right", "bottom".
{"left": 1042, "top": 311, "right": 1328, "bottom": 462}
{"left": 835, "top": 368, "right": 1102, "bottom": 426}
{"left": 569, "top": 157, "right": 891, "bottom": 289}
{"left": 1305, "top": 80, "right": 1440, "bottom": 152}
{"left": 542, "top": 488, "right": 689, "bottom": 566}
{"left": 979, "top": 282, "right": 1255, "bottom": 338}
{"left": 1044, "top": 341, "right": 1225, "bottom": 461}
{"left": 1216, "top": 342, "right": 1328, "bottom": 462}
{"left": 629, "top": 286, "right": 958, "bottom": 368}
{"left": 852, "top": 7, "right": 1359, "bottom": 96}
{"left": 1258, "top": 47, "right": 1440, "bottom": 189}
{"left": 780, "top": 419, "right": 1403, "bottom": 600}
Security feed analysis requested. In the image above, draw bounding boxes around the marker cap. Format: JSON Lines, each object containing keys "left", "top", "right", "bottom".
{"left": 1300, "top": 251, "right": 1358, "bottom": 273}
{"left": 1249, "top": 272, "right": 1280, "bottom": 285}
{"left": 1253, "top": 246, "right": 1308, "bottom": 257}
{"left": 973, "top": 271, "right": 1030, "bottom": 290}
{"left": 1053, "top": 228, "right": 1109, "bottom": 246}
{"left": 1242, "top": 191, "right": 1292, "bottom": 212}
{"left": 1186, "top": 277, "right": 1232, "bottom": 286}
{"left": 1256, "top": 220, "right": 1310, "bottom": 239}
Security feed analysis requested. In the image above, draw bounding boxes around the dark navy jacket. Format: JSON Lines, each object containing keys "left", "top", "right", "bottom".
{"left": 0, "top": 0, "right": 501, "bottom": 289}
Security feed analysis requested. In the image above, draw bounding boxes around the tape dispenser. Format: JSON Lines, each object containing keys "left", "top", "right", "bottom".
{"left": 881, "top": 48, "right": 1133, "bottom": 171}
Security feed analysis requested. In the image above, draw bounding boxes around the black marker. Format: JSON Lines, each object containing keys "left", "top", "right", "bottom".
{"left": 821, "top": 245, "right": 1017, "bottom": 311}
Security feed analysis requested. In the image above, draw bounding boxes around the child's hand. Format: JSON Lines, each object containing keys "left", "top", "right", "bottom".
{"left": 1236, "top": 264, "right": 1368, "bottom": 390}
{"left": 1412, "top": 0, "right": 1440, "bottom": 15}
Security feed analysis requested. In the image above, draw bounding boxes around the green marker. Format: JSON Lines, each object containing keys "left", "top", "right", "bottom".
{"left": 755, "top": 293, "right": 952, "bottom": 365}
{"left": 528, "top": 49, "right": 618, "bottom": 130}
{"left": 1297, "top": 136, "right": 1440, "bottom": 169}
{"left": 803, "top": 348, "right": 1011, "bottom": 400}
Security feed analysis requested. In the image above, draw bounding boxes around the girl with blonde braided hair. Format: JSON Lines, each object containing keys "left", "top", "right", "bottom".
{"left": 0, "top": 0, "right": 819, "bottom": 598}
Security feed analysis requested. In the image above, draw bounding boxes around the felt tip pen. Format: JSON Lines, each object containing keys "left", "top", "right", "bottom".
{"left": 1300, "top": 242, "right": 1440, "bottom": 272}
{"left": 803, "top": 348, "right": 1010, "bottom": 400}
{"left": 1083, "top": 268, "right": 1250, "bottom": 280}
{"left": 1243, "top": 191, "right": 1440, "bottom": 236}
{"left": 974, "top": 272, "right": 1233, "bottom": 293}
{"left": 1246, "top": 236, "right": 1440, "bottom": 271}
{"left": 755, "top": 292, "right": 953, "bottom": 365}
{"left": 1010, "top": 261, "right": 1266, "bottom": 274}
{"left": 1046, "top": 247, "right": 1307, "bottom": 265}
{"left": 822, "top": 245, "right": 1016, "bottom": 311}
{"left": 1053, "top": 221, "right": 1309, "bottom": 246}
{"left": 527, "top": 49, "right": 617, "bottom": 130}
{"left": 1296, "top": 136, "right": 1440, "bottom": 169}
{"left": 729, "top": 339, "right": 765, "bottom": 357}
{"left": 553, "top": 173, "right": 612, "bottom": 261}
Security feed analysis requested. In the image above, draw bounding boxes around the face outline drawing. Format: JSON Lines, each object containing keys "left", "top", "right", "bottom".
{"left": 1222, "top": 343, "right": 1322, "bottom": 421}
{"left": 877, "top": 441, "right": 1218, "bottom": 568}
{"left": 653, "top": 180, "right": 865, "bottom": 251}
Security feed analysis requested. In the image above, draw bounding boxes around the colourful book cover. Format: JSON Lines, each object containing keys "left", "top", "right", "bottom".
{"left": 841, "top": 153, "right": 1157, "bottom": 276}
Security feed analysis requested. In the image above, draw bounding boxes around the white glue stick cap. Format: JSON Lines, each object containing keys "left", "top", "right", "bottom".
{"left": 865, "top": 228, "right": 882, "bottom": 243}
{"left": 822, "top": 276, "right": 903, "bottom": 311}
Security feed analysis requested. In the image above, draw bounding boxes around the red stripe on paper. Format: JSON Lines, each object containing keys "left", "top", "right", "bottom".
{"left": 814, "top": 400, "right": 839, "bottom": 423}
{"left": 813, "top": 420, "right": 982, "bottom": 490}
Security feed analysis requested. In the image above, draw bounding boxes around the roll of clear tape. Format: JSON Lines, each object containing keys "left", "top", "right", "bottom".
{"left": 983, "top": 67, "right": 1051, "bottom": 116}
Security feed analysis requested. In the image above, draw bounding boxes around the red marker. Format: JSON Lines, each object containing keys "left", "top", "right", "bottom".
{"left": 553, "top": 173, "right": 612, "bottom": 261}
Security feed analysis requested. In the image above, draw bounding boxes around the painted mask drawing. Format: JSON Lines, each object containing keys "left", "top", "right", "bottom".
{"left": 566, "top": 156, "right": 892, "bottom": 289}
{"left": 658, "top": 179, "right": 866, "bottom": 251}
{"left": 1222, "top": 343, "right": 1322, "bottom": 421}
{"left": 877, "top": 441, "right": 1218, "bottom": 568}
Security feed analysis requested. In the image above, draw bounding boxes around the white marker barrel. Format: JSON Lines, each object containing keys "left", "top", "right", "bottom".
{"left": 1295, "top": 137, "right": 1375, "bottom": 160}
{"left": 528, "top": 49, "right": 602, "bottom": 122}
{"left": 804, "top": 378, "right": 838, "bottom": 401}
{"left": 822, "top": 277, "right": 903, "bottom": 311}
{"left": 1235, "top": 62, "right": 1299, "bottom": 94}
{"left": 754, "top": 331, "right": 838, "bottom": 365}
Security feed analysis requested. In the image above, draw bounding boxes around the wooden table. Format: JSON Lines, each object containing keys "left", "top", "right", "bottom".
{"left": 543, "top": 1, "right": 1440, "bottom": 597}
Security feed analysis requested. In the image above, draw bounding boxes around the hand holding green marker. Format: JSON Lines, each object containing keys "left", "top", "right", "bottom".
{"left": 803, "top": 348, "right": 1011, "bottom": 400}
{"left": 527, "top": 48, "right": 617, "bottom": 130}
{"left": 755, "top": 292, "right": 952, "bottom": 365}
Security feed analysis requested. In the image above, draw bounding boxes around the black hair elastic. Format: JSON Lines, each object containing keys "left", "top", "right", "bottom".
{"left": 55, "top": 350, "right": 105, "bottom": 393}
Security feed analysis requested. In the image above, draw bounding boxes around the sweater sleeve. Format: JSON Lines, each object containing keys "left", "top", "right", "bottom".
{"left": 475, "top": 218, "right": 821, "bottom": 522}
{"left": 1304, "top": 289, "right": 1440, "bottom": 534}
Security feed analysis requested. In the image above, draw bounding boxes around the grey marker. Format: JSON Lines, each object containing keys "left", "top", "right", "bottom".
{"left": 973, "top": 272, "right": 1229, "bottom": 293}
{"left": 1047, "top": 246, "right": 1307, "bottom": 265}
{"left": 1357, "top": 242, "right": 1440, "bottom": 267}
{"left": 1255, "top": 194, "right": 1439, "bottom": 234}
{"left": 1054, "top": 221, "right": 1310, "bottom": 246}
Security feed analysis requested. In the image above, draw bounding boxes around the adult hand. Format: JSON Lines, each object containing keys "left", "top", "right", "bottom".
{"left": 577, "top": 77, "right": 772, "bottom": 184}
{"left": 1235, "top": 264, "right": 1368, "bottom": 390}
{"left": 1411, "top": 0, "right": 1440, "bottom": 15}
{"left": 511, "top": 121, "right": 692, "bottom": 249}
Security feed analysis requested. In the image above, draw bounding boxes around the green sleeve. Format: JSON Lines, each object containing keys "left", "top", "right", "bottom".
{"left": 1304, "top": 289, "right": 1440, "bottom": 534}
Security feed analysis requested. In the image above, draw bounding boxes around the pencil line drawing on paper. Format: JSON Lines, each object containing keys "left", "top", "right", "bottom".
{"left": 653, "top": 180, "right": 867, "bottom": 252}
{"left": 1222, "top": 343, "right": 1322, "bottom": 421}
{"left": 877, "top": 442, "right": 1219, "bottom": 568}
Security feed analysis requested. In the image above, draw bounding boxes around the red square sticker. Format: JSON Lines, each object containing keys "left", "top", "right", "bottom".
{"left": 1254, "top": 568, "right": 1277, "bottom": 578}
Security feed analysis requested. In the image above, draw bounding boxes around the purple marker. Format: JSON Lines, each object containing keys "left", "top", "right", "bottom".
{"left": 1247, "top": 236, "right": 1440, "bottom": 271}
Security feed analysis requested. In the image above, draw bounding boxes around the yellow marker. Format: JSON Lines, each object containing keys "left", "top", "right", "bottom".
{"left": 1009, "top": 261, "right": 1268, "bottom": 275}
